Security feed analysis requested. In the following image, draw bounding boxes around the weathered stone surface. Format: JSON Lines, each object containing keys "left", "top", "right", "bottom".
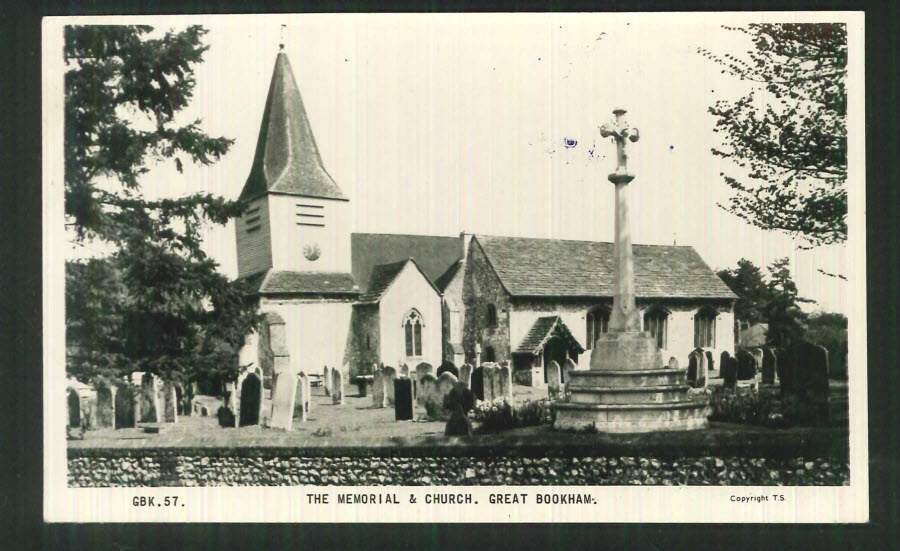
{"left": 499, "top": 363, "right": 513, "bottom": 402}
{"left": 779, "top": 342, "right": 830, "bottom": 426}
{"left": 163, "top": 381, "right": 178, "bottom": 423}
{"left": 419, "top": 374, "right": 441, "bottom": 420}
{"left": 482, "top": 364, "right": 498, "bottom": 402}
{"left": 694, "top": 348, "right": 707, "bottom": 388}
{"left": 437, "top": 372, "right": 459, "bottom": 420}
{"left": 705, "top": 351, "right": 715, "bottom": 373}
{"left": 437, "top": 361, "right": 459, "bottom": 379}
{"left": 687, "top": 351, "right": 700, "bottom": 387}
{"left": 722, "top": 356, "right": 738, "bottom": 389}
{"left": 399, "top": 364, "right": 409, "bottom": 378}
{"left": 238, "top": 371, "right": 262, "bottom": 427}
{"left": 269, "top": 372, "right": 297, "bottom": 430}
{"left": 668, "top": 357, "right": 679, "bottom": 370}
{"left": 94, "top": 384, "right": 116, "bottom": 429}
{"left": 415, "top": 363, "right": 434, "bottom": 407}
{"left": 323, "top": 366, "right": 331, "bottom": 397}
{"left": 294, "top": 372, "right": 309, "bottom": 422}
{"left": 139, "top": 373, "right": 160, "bottom": 423}
{"left": 381, "top": 366, "right": 397, "bottom": 406}
{"left": 562, "top": 359, "right": 576, "bottom": 387}
{"left": 331, "top": 366, "right": 344, "bottom": 405}
{"left": 547, "top": 361, "right": 562, "bottom": 400}
{"left": 394, "top": 378, "right": 414, "bottom": 421}
{"left": 459, "top": 364, "right": 473, "bottom": 389}
{"left": 372, "top": 367, "right": 385, "bottom": 408}
{"left": 67, "top": 388, "right": 81, "bottom": 428}
{"left": 114, "top": 382, "right": 137, "bottom": 429}
{"left": 471, "top": 366, "right": 485, "bottom": 401}
{"left": 217, "top": 406, "right": 235, "bottom": 428}
{"left": 444, "top": 382, "right": 475, "bottom": 436}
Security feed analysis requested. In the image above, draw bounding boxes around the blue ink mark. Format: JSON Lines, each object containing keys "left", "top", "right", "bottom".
{"left": 669, "top": 145, "right": 674, "bottom": 150}
{"left": 538, "top": 57, "right": 541, "bottom": 61}
{"left": 563, "top": 138, "right": 578, "bottom": 148}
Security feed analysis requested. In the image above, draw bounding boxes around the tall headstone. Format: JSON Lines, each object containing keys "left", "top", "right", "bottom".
{"left": 705, "top": 351, "right": 715, "bottom": 373}
{"left": 394, "top": 378, "right": 414, "bottom": 421}
{"left": 294, "top": 372, "right": 309, "bottom": 422}
{"left": 482, "top": 364, "right": 496, "bottom": 402}
{"left": 415, "top": 363, "right": 434, "bottom": 406}
{"left": 547, "top": 361, "right": 562, "bottom": 400}
{"left": 499, "top": 362, "right": 513, "bottom": 401}
{"left": 459, "top": 364, "right": 473, "bottom": 389}
{"left": 720, "top": 351, "right": 731, "bottom": 376}
{"left": 323, "top": 365, "right": 331, "bottom": 397}
{"left": 694, "top": 348, "right": 708, "bottom": 388}
{"left": 67, "top": 388, "right": 81, "bottom": 428}
{"left": 470, "top": 366, "right": 485, "bottom": 401}
{"left": 94, "top": 384, "right": 116, "bottom": 429}
{"left": 331, "top": 366, "right": 344, "bottom": 405}
{"left": 722, "top": 356, "right": 738, "bottom": 390}
{"left": 372, "top": 367, "right": 386, "bottom": 408}
{"left": 399, "top": 363, "right": 409, "bottom": 379}
{"left": 382, "top": 366, "right": 397, "bottom": 406}
{"left": 444, "top": 382, "right": 475, "bottom": 436}
{"left": 163, "top": 380, "right": 178, "bottom": 423}
{"left": 752, "top": 348, "right": 764, "bottom": 371}
{"left": 437, "top": 372, "right": 459, "bottom": 421}
{"left": 238, "top": 371, "right": 262, "bottom": 426}
{"left": 780, "top": 342, "right": 830, "bottom": 425}
{"left": 762, "top": 348, "right": 777, "bottom": 385}
{"left": 687, "top": 351, "right": 700, "bottom": 387}
{"left": 269, "top": 371, "right": 297, "bottom": 430}
{"left": 114, "top": 382, "right": 136, "bottom": 429}
{"left": 420, "top": 373, "right": 441, "bottom": 420}
{"left": 139, "top": 373, "right": 160, "bottom": 423}
{"left": 736, "top": 349, "right": 758, "bottom": 380}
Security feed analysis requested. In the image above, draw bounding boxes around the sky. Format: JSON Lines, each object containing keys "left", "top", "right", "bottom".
{"left": 62, "top": 13, "right": 861, "bottom": 315}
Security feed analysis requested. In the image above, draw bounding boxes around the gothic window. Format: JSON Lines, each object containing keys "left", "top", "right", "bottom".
{"left": 694, "top": 307, "right": 718, "bottom": 348}
{"left": 643, "top": 307, "right": 669, "bottom": 350}
{"left": 486, "top": 303, "right": 498, "bottom": 328}
{"left": 404, "top": 310, "right": 423, "bottom": 358}
{"left": 586, "top": 306, "right": 610, "bottom": 350}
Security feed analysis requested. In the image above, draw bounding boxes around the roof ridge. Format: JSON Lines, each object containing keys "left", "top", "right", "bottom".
{"left": 475, "top": 233, "right": 694, "bottom": 248}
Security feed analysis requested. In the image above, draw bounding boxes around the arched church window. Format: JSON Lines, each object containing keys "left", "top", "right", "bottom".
{"left": 586, "top": 306, "right": 610, "bottom": 350}
{"left": 694, "top": 306, "right": 718, "bottom": 348}
{"left": 404, "top": 310, "right": 423, "bottom": 358}
{"left": 486, "top": 304, "right": 498, "bottom": 328}
{"left": 643, "top": 307, "right": 669, "bottom": 350}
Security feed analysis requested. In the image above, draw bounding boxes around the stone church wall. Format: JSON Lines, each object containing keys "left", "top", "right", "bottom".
{"left": 462, "top": 239, "right": 512, "bottom": 364}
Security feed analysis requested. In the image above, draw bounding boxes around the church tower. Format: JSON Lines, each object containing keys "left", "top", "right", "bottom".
{"left": 236, "top": 51, "right": 352, "bottom": 278}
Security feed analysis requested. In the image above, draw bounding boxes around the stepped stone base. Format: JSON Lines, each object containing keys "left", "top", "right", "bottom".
{"left": 553, "top": 331, "right": 709, "bottom": 433}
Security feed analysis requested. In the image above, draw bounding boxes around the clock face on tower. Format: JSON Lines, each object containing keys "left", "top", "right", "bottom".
{"left": 303, "top": 241, "right": 321, "bottom": 261}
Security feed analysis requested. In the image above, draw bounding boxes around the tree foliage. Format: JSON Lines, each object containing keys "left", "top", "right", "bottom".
{"left": 717, "top": 258, "right": 771, "bottom": 326}
{"left": 700, "top": 24, "right": 847, "bottom": 248}
{"left": 764, "top": 257, "right": 814, "bottom": 348}
{"left": 65, "top": 25, "right": 260, "bottom": 388}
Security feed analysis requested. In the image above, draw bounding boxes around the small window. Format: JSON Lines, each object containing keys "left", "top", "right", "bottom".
{"left": 694, "top": 307, "right": 717, "bottom": 348}
{"left": 586, "top": 307, "right": 610, "bottom": 350}
{"left": 486, "top": 304, "right": 498, "bottom": 328}
{"left": 484, "top": 346, "right": 496, "bottom": 363}
{"left": 403, "top": 310, "right": 423, "bottom": 358}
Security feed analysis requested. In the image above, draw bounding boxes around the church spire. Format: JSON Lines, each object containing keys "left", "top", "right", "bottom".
{"left": 240, "top": 51, "right": 347, "bottom": 201}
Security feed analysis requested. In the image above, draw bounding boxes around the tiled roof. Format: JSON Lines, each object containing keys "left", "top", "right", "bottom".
{"left": 515, "top": 316, "right": 586, "bottom": 355}
{"left": 351, "top": 233, "right": 461, "bottom": 294}
{"left": 243, "top": 269, "right": 359, "bottom": 296}
{"left": 475, "top": 235, "right": 736, "bottom": 299}
{"left": 240, "top": 53, "right": 347, "bottom": 202}
{"left": 433, "top": 260, "right": 463, "bottom": 292}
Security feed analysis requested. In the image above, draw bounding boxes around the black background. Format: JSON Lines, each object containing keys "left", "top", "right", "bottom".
{"left": 1, "top": 1, "right": 896, "bottom": 549}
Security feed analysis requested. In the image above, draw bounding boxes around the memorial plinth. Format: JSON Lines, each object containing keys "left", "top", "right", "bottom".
{"left": 553, "top": 109, "right": 709, "bottom": 433}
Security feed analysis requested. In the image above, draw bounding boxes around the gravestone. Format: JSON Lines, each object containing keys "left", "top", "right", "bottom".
{"left": 163, "top": 380, "right": 178, "bottom": 423}
{"left": 323, "top": 366, "right": 331, "bottom": 397}
{"left": 67, "top": 388, "right": 81, "bottom": 428}
{"left": 482, "top": 364, "right": 497, "bottom": 402}
{"left": 499, "top": 363, "right": 513, "bottom": 402}
{"left": 420, "top": 373, "right": 441, "bottom": 420}
{"left": 687, "top": 351, "right": 700, "bottom": 387}
{"left": 722, "top": 356, "right": 738, "bottom": 389}
{"left": 736, "top": 349, "right": 758, "bottom": 380}
{"left": 382, "top": 366, "right": 397, "bottom": 406}
{"left": 139, "top": 373, "right": 160, "bottom": 423}
{"left": 294, "top": 372, "right": 309, "bottom": 422}
{"left": 331, "top": 366, "right": 344, "bottom": 405}
{"left": 114, "top": 383, "right": 136, "bottom": 429}
{"left": 415, "top": 363, "right": 434, "bottom": 406}
{"left": 400, "top": 364, "right": 410, "bottom": 379}
{"left": 470, "top": 366, "right": 485, "bottom": 401}
{"left": 437, "top": 360, "right": 459, "bottom": 379}
{"left": 94, "top": 384, "right": 116, "bottom": 429}
{"left": 372, "top": 367, "right": 386, "bottom": 408}
{"left": 238, "top": 372, "right": 262, "bottom": 426}
{"left": 217, "top": 405, "right": 235, "bottom": 428}
{"left": 394, "top": 378, "right": 414, "bottom": 421}
{"left": 705, "top": 351, "right": 715, "bottom": 373}
{"left": 437, "top": 372, "right": 459, "bottom": 421}
{"left": 752, "top": 348, "right": 764, "bottom": 371}
{"left": 444, "top": 382, "right": 476, "bottom": 436}
{"left": 780, "top": 341, "right": 830, "bottom": 425}
{"left": 459, "top": 364, "right": 473, "bottom": 389}
{"left": 269, "top": 371, "right": 297, "bottom": 430}
{"left": 561, "top": 359, "right": 576, "bottom": 387}
{"left": 720, "top": 351, "right": 731, "bottom": 377}
{"left": 762, "top": 348, "right": 777, "bottom": 385}
{"left": 668, "top": 357, "right": 679, "bottom": 370}
{"left": 694, "top": 348, "right": 708, "bottom": 388}
{"left": 547, "top": 361, "right": 562, "bottom": 400}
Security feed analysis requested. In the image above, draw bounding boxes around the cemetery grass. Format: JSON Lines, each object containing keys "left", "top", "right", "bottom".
{"left": 68, "top": 381, "right": 849, "bottom": 460}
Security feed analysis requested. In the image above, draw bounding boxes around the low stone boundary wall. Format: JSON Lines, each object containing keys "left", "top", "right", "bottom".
{"left": 68, "top": 451, "right": 849, "bottom": 487}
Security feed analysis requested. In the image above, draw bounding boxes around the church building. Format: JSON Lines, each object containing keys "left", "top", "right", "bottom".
{"left": 235, "top": 51, "right": 737, "bottom": 390}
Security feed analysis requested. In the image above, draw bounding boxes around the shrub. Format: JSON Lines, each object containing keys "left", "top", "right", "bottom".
{"left": 708, "top": 387, "right": 784, "bottom": 427}
{"left": 471, "top": 399, "right": 551, "bottom": 433}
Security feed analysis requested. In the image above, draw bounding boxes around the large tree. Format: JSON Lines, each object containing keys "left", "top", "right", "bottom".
{"left": 765, "top": 257, "right": 814, "bottom": 348}
{"left": 700, "top": 24, "right": 847, "bottom": 248}
{"left": 65, "top": 25, "right": 259, "bottom": 388}
{"left": 717, "top": 258, "right": 771, "bottom": 327}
